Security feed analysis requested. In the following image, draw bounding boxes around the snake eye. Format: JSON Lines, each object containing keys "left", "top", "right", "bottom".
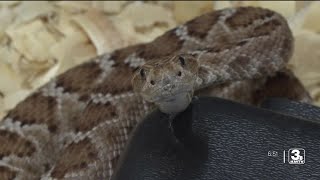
{"left": 178, "top": 56, "right": 185, "bottom": 66}
{"left": 139, "top": 68, "right": 145, "bottom": 78}
{"left": 150, "top": 80, "right": 155, "bottom": 85}
{"left": 177, "top": 71, "right": 182, "bottom": 76}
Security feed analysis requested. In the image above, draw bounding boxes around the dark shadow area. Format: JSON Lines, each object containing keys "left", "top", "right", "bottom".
{"left": 112, "top": 97, "right": 320, "bottom": 180}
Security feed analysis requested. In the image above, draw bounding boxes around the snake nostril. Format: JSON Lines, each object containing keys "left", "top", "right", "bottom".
{"left": 150, "top": 80, "right": 155, "bottom": 85}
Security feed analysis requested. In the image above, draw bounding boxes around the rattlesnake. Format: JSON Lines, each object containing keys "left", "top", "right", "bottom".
{"left": 0, "top": 7, "right": 312, "bottom": 180}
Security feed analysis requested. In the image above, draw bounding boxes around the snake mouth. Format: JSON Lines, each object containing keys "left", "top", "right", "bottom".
{"left": 156, "top": 91, "right": 194, "bottom": 114}
{"left": 149, "top": 90, "right": 193, "bottom": 103}
{"left": 142, "top": 82, "right": 195, "bottom": 103}
{"left": 163, "top": 97, "right": 176, "bottom": 102}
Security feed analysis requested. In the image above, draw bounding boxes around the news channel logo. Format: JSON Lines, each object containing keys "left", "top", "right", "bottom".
{"left": 268, "top": 148, "right": 305, "bottom": 164}
{"left": 288, "top": 148, "right": 305, "bottom": 164}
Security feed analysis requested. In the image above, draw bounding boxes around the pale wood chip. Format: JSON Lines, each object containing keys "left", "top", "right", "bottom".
{"left": 0, "top": 1, "right": 20, "bottom": 7}
{"left": 6, "top": 20, "right": 57, "bottom": 63}
{"left": 258, "top": 1, "right": 296, "bottom": 18}
{"left": 3, "top": 89, "right": 31, "bottom": 114}
{"left": 301, "top": 2, "right": 320, "bottom": 33}
{"left": 55, "top": 42, "right": 96, "bottom": 75}
{"left": 91, "top": 1, "right": 128, "bottom": 14}
{"left": 0, "top": 7, "right": 15, "bottom": 40}
{"left": 113, "top": 2, "right": 175, "bottom": 43}
{"left": 173, "top": 1, "right": 213, "bottom": 24}
{"left": 72, "top": 10, "right": 125, "bottom": 55}
{"left": 119, "top": 2, "right": 175, "bottom": 29}
{"left": 0, "top": 61, "right": 22, "bottom": 94}
{"left": 54, "top": 1, "right": 92, "bottom": 13}
{"left": 13, "top": 1, "right": 56, "bottom": 24}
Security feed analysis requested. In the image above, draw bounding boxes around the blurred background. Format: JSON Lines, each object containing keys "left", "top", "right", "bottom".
{"left": 0, "top": 1, "right": 319, "bottom": 118}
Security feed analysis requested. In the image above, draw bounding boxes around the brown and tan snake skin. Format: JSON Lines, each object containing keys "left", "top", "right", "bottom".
{"left": 0, "top": 7, "right": 312, "bottom": 180}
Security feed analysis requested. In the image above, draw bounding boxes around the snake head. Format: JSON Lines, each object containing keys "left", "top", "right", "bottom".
{"left": 132, "top": 53, "right": 199, "bottom": 114}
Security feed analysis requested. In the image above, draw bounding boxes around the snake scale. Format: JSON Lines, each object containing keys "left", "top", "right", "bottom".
{"left": 0, "top": 7, "right": 312, "bottom": 180}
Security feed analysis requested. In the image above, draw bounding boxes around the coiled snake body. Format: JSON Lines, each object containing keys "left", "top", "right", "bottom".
{"left": 0, "top": 7, "right": 311, "bottom": 180}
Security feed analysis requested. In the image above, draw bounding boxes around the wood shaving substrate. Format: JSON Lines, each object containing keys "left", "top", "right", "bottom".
{"left": 0, "top": 1, "right": 319, "bottom": 119}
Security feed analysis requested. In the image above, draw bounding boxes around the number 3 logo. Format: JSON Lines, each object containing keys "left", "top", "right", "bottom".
{"left": 291, "top": 149, "right": 302, "bottom": 160}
